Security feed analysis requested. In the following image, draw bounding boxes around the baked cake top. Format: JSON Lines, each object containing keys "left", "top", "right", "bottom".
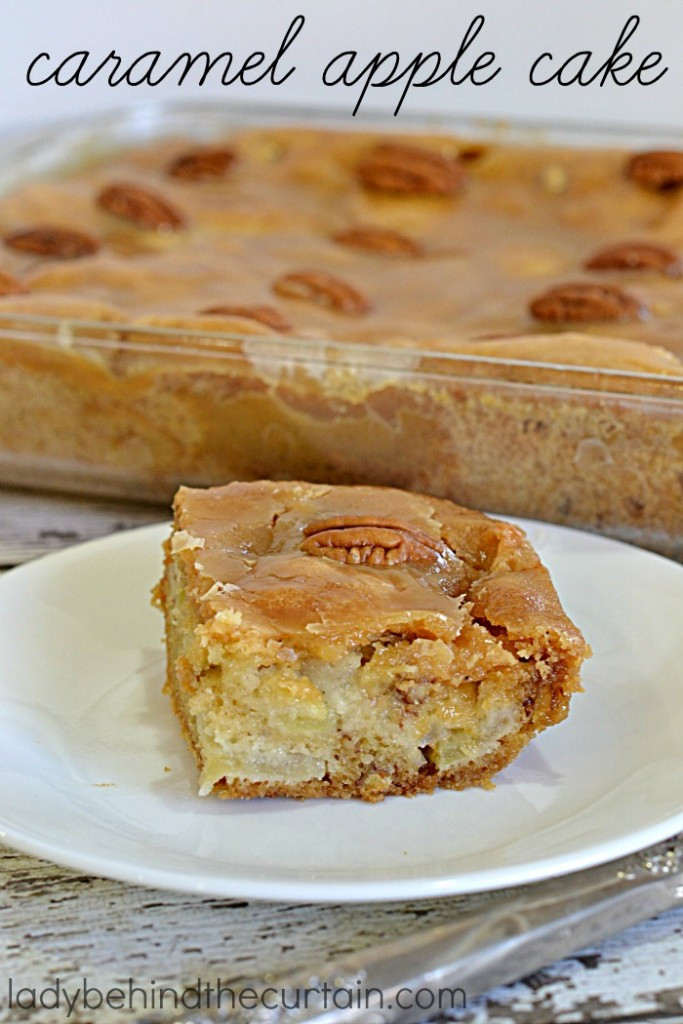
{"left": 170, "top": 480, "right": 586, "bottom": 661}
{"left": 1, "top": 127, "right": 683, "bottom": 369}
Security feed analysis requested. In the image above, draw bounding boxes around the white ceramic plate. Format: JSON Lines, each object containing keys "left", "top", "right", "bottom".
{"left": 1, "top": 520, "right": 682, "bottom": 903}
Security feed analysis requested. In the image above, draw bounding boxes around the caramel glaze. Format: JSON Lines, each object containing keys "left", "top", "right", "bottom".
{"left": 1, "top": 128, "right": 683, "bottom": 366}
{"left": 172, "top": 481, "right": 587, "bottom": 661}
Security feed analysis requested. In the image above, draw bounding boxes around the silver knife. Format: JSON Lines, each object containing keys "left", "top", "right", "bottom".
{"left": 136, "top": 837, "right": 683, "bottom": 1024}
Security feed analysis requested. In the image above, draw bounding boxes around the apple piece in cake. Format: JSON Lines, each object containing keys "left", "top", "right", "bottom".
{"left": 155, "top": 481, "right": 589, "bottom": 801}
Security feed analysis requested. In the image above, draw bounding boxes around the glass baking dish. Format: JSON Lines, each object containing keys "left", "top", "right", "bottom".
{"left": 0, "top": 101, "right": 681, "bottom": 559}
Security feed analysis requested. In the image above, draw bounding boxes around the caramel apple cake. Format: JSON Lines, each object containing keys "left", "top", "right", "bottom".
{"left": 0, "top": 120, "right": 681, "bottom": 556}
{"left": 155, "top": 481, "right": 589, "bottom": 801}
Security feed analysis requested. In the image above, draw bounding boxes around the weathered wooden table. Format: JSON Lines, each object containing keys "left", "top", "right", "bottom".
{"left": 1, "top": 485, "right": 682, "bottom": 1024}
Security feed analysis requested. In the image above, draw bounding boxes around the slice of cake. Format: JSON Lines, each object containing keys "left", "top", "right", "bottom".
{"left": 155, "top": 481, "right": 588, "bottom": 801}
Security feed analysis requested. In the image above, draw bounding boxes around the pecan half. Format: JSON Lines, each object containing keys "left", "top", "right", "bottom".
{"left": 199, "top": 304, "right": 292, "bottom": 332}
{"left": 529, "top": 282, "right": 646, "bottom": 323}
{"left": 301, "top": 515, "right": 448, "bottom": 566}
{"left": 0, "top": 270, "right": 29, "bottom": 295}
{"left": 273, "top": 271, "right": 370, "bottom": 316}
{"left": 585, "top": 241, "right": 681, "bottom": 277}
{"left": 97, "top": 183, "right": 184, "bottom": 230}
{"left": 4, "top": 227, "right": 100, "bottom": 259}
{"left": 167, "top": 146, "right": 237, "bottom": 181}
{"left": 332, "top": 226, "right": 422, "bottom": 257}
{"left": 626, "top": 151, "right": 683, "bottom": 192}
{"left": 357, "top": 143, "right": 465, "bottom": 196}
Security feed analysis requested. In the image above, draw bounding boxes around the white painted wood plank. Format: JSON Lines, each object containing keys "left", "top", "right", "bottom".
{"left": 0, "top": 486, "right": 167, "bottom": 565}
{"left": 2, "top": 846, "right": 683, "bottom": 1024}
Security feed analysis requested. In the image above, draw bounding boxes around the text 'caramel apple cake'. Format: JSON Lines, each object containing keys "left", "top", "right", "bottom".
{"left": 154, "top": 481, "right": 589, "bottom": 801}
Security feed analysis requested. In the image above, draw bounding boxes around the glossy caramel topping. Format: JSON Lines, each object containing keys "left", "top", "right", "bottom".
{"left": 171, "top": 481, "right": 573, "bottom": 658}
{"left": 1, "top": 128, "right": 683, "bottom": 364}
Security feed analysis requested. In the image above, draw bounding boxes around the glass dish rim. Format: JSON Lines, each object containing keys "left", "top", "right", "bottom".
{"left": 3, "top": 312, "right": 682, "bottom": 401}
